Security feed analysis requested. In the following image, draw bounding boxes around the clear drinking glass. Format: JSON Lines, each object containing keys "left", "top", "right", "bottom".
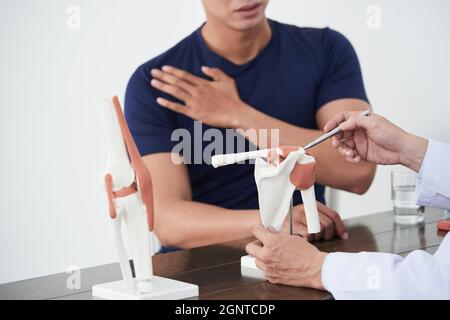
{"left": 391, "top": 168, "right": 424, "bottom": 225}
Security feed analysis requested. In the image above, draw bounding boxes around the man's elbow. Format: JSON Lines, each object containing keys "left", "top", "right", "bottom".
{"left": 347, "top": 163, "right": 376, "bottom": 195}
{"left": 154, "top": 213, "right": 194, "bottom": 249}
{"left": 155, "top": 223, "right": 191, "bottom": 249}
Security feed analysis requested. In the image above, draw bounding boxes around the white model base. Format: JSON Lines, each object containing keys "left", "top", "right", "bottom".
{"left": 240, "top": 255, "right": 265, "bottom": 280}
{"left": 92, "top": 276, "right": 199, "bottom": 300}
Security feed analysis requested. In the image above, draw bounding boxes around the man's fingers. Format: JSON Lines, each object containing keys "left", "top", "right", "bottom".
{"left": 292, "top": 206, "right": 315, "bottom": 241}
{"left": 253, "top": 224, "right": 278, "bottom": 247}
{"left": 313, "top": 229, "right": 324, "bottom": 242}
{"left": 161, "top": 65, "right": 205, "bottom": 85}
{"left": 292, "top": 204, "right": 342, "bottom": 241}
{"left": 318, "top": 214, "right": 334, "bottom": 240}
{"left": 316, "top": 202, "right": 348, "bottom": 239}
{"left": 292, "top": 223, "right": 313, "bottom": 241}
{"left": 151, "top": 79, "right": 189, "bottom": 101}
{"left": 151, "top": 69, "right": 196, "bottom": 93}
{"left": 156, "top": 97, "right": 190, "bottom": 115}
{"left": 201, "top": 66, "right": 228, "bottom": 81}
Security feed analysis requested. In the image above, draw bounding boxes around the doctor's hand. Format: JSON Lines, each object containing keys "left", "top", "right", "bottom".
{"left": 280, "top": 201, "right": 348, "bottom": 241}
{"left": 151, "top": 66, "right": 250, "bottom": 128}
{"left": 246, "top": 225, "right": 327, "bottom": 290}
{"left": 324, "top": 112, "right": 428, "bottom": 172}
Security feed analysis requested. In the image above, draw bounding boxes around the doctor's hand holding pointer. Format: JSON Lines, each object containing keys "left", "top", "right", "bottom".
{"left": 324, "top": 111, "right": 428, "bottom": 172}
{"left": 247, "top": 111, "right": 450, "bottom": 299}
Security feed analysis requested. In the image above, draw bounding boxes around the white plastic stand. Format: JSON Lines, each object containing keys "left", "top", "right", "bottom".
{"left": 240, "top": 255, "right": 265, "bottom": 280}
{"left": 93, "top": 277, "right": 199, "bottom": 300}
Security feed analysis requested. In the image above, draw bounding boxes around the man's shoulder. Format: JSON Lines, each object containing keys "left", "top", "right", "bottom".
{"left": 128, "top": 31, "right": 197, "bottom": 87}
{"left": 134, "top": 29, "right": 199, "bottom": 77}
{"left": 273, "top": 20, "right": 350, "bottom": 48}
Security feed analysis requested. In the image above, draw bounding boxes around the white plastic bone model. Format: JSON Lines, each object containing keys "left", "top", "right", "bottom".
{"left": 254, "top": 148, "right": 320, "bottom": 233}
{"left": 212, "top": 146, "right": 321, "bottom": 279}
{"left": 92, "top": 96, "right": 198, "bottom": 300}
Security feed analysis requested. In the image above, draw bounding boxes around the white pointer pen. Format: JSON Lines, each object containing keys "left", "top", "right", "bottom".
{"left": 211, "top": 109, "right": 371, "bottom": 168}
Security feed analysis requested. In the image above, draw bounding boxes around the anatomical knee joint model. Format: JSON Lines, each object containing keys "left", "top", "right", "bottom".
{"left": 212, "top": 147, "right": 320, "bottom": 279}
{"left": 92, "top": 96, "right": 198, "bottom": 300}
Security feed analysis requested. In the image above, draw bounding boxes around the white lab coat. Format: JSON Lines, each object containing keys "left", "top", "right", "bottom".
{"left": 321, "top": 140, "right": 450, "bottom": 299}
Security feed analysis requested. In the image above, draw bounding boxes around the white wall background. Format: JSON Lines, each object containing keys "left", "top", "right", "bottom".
{"left": 1, "top": 0, "right": 449, "bottom": 284}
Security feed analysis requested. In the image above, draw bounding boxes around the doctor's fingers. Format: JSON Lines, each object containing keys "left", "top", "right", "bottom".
{"left": 336, "top": 140, "right": 362, "bottom": 163}
{"left": 331, "top": 128, "right": 355, "bottom": 147}
{"left": 339, "top": 114, "right": 374, "bottom": 132}
{"left": 252, "top": 225, "right": 279, "bottom": 248}
{"left": 316, "top": 202, "right": 348, "bottom": 239}
{"left": 246, "top": 241, "right": 273, "bottom": 263}
{"left": 324, "top": 111, "right": 357, "bottom": 133}
{"left": 338, "top": 140, "right": 357, "bottom": 157}
{"left": 255, "top": 259, "right": 277, "bottom": 276}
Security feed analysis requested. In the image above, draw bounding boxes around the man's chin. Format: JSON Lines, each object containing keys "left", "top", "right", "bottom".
{"left": 228, "top": 16, "right": 267, "bottom": 32}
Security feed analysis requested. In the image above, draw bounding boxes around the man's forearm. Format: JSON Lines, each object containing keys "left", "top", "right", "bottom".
{"left": 155, "top": 199, "right": 260, "bottom": 249}
{"left": 234, "top": 106, "right": 376, "bottom": 194}
{"left": 234, "top": 105, "right": 321, "bottom": 148}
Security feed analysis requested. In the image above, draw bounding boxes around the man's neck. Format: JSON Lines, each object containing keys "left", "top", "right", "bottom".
{"left": 201, "top": 18, "right": 272, "bottom": 66}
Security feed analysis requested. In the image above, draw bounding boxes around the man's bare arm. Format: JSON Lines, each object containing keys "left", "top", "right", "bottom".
{"left": 143, "top": 153, "right": 259, "bottom": 249}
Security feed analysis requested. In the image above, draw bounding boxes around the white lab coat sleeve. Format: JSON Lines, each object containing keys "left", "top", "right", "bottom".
{"left": 321, "top": 140, "right": 450, "bottom": 299}
{"left": 321, "top": 233, "right": 450, "bottom": 299}
{"left": 416, "top": 140, "right": 450, "bottom": 210}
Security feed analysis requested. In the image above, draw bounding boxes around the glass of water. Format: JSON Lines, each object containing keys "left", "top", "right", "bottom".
{"left": 391, "top": 167, "right": 424, "bottom": 225}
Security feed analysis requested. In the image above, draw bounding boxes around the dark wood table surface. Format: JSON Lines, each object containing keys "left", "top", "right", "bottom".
{"left": 0, "top": 208, "right": 447, "bottom": 300}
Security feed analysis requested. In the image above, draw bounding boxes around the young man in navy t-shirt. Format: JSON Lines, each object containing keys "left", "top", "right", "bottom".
{"left": 125, "top": 0, "right": 376, "bottom": 252}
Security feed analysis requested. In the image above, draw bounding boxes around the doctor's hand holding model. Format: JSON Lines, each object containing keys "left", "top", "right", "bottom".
{"left": 247, "top": 111, "right": 450, "bottom": 299}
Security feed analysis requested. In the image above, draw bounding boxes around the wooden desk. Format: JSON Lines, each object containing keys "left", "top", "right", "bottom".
{"left": 0, "top": 208, "right": 446, "bottom": 300}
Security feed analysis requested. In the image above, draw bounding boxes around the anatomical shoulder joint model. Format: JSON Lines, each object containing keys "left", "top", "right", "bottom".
{"left": 92, "top": 96, "right": 198, "bottom": 300}
{"left": 212, "top": 146, "right": 320, "bottom": 279}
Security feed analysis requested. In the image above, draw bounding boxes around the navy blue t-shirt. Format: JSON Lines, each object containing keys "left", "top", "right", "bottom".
{"left": 125, "top": 19, "right": 368, "bottom": 227}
